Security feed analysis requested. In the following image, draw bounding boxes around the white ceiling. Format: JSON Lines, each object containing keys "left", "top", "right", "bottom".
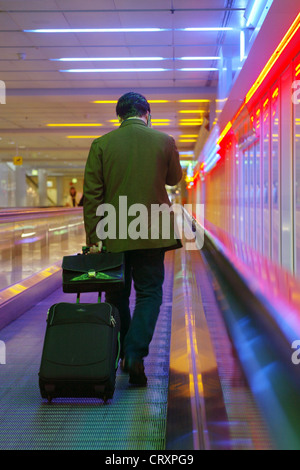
{"left": 0, "top": 0, "right": 247, "bottom": 175}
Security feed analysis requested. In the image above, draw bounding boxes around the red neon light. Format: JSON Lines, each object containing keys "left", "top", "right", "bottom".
{"left": 205, "top": 14, "right": 300, "bottom": 176}
{"left": 245, "top": 12, "right": 300, "bottom": 103}
{"left": 193, "top": 171, "right": 199, "bottom": 182}
{"left": 217, "top": 122, "right": 232, "bottom": 146}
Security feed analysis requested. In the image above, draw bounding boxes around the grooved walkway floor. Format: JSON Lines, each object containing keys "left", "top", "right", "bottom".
{"left": 0, "top": 253, "right": 174, "bottom": 450}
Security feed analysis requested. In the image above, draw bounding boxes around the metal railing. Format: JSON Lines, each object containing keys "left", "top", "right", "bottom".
{"left": 0, "top": 207, "right": 85, "bottom": 292}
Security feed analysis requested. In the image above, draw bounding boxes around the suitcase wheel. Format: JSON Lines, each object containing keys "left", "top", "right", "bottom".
{"left": 44, "top": 383, "right": 55, "bottom": 403}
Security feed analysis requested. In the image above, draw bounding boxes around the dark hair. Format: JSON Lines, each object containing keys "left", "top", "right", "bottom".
{"left": 116, "top": 92, "right": 151, "bottom": 120}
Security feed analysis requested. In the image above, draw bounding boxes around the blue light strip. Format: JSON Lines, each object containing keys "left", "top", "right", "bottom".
{"left": 51, "top": 57, "right": 165, "bottom": 62}
{"left": 203, "top": 144, "right": 221, "bottom": 173}
{"left": 240, "top": 30, "right": 246, "bottom": 61}
{"left": 245, "top": 0, "right": 266, "bottom": 27}
{"left": 179, "top": 151, "right": 194, "bottom": 155}
{"left": 182, "top": 27, "right": 233, "bottom": 31}
{"left": 24, "top": 28, "right": 167, "bottom": 33}
{"left": 204, "top": 155, "right": 221, "bottom": 173}
{"left": 179, "top": 56, "right": 221, "bottom": 60}
{"left": 24, "top": 27, "right": 235, "bottom": 34}
{"left": 51, "top": 56, "right": 221, "bottom": 62}
{"left": 179, "top": 68, "right": 219, "bottom": 72}
{"left": 60, "top": 68, "right": 170, "bottom": 73}
{"left": 59, "top": 67, "right": 219, "bottom": 73}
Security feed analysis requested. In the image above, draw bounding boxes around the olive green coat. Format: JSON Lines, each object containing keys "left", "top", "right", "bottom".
{"left": 83, "top": 118, "right": 183, "bottom": 252}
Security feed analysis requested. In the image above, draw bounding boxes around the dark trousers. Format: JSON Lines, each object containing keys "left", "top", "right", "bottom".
{"left": 105, "top": 248, "right": 165, "bottom": 360}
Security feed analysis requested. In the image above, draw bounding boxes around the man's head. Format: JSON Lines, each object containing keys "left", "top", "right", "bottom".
{"left": 116, "top": 92, "right": 151, "bottom": 122}
{"left": 69, "top": 186, "right": 76, "bottom": 197}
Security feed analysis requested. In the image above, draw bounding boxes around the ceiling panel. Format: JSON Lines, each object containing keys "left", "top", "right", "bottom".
{"left": 19, "top": 32, "right": 83, "bottom": 47}
{"left": 172, "top": 10, "right": 225, "bottom": 29}
{"left": 55, "top": 0, "right": 122, "bottom": 9}
{"left": 0, "top": 31, "right": 34, "bottom": 46}
{"left": 172, "top": 0, "right": 229, "bottom": 7}
{"left": 113, "top": 0, "right": 172, "bottom": 9}
{"left": 174, "top": 44, "right": 221, "bottom": 56}
{"left": 117, "top": 11, "right": 173, "bottom": 28}
{"left": 0, "top": 0, "right": 58, "bottom": 10}
{"left": 0, "top": 47, "right": 48, "bottom": 60}
{"left": 8, "top": 12, "right": 71, "bottom": 29}
{"left": 0, "top": 12, "right": 20, "bottom": 29}
{"left": 63, "top": 12, "right": 123, "bottom": 28}
{"left": 0, "top": 0, "right": 249, "bottom": 175}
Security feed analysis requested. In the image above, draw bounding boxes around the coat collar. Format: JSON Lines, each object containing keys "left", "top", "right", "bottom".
{"left": 120, "top": 118, "right": 147, "bottom": 128}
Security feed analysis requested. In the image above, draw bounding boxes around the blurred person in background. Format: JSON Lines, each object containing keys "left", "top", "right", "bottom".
{"left": 65, "top": 186, "right": 82, "bottom": 207}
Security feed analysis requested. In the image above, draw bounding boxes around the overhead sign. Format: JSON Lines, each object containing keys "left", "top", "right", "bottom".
{"left": 13, "top": 156, "right": 23, "bottom": 166}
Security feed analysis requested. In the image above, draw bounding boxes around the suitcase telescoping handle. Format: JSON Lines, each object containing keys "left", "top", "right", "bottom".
{"left": 76, "top": 292, "right": 101, "bottom": 304}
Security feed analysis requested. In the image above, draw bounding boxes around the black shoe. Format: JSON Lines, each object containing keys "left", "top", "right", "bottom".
{"left": 128, "top": 359, "right": 147, "bottom": 387}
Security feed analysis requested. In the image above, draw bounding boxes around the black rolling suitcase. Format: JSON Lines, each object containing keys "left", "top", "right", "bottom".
{"left": 38, "top": 248, "right": 124, "bottom": 403}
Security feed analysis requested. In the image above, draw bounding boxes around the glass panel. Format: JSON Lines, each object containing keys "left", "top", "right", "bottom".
{"left": 225, "top": 149, "right": 230, "bottom": 234}
{"left": 231, "top": 138, "right": 236, "bottom": 238}
{"left": 235, "top": 133, "right": 240, "bottom": 240}
{"left": 280, "top": 65, "right": 294, "bottom": 273}
{"left": 262, "top": 94, "right": 271, "bottom": 257}
{"left": 0, "top": 208, "right": 85, "bottom": 291}
{"left": 237, "top": 117, "right": 249, "bottom": 243}
{"left": 294, "top": 56, "right": 300, "bottom": 277}
{"left": 271, "top": 84, "right": 280, "bottom": 264}
{"left": 255, "top": 105, "right": 262, "bottom": 254}
{"left": 244, "top": 143, "right": 249, "bottom": 245}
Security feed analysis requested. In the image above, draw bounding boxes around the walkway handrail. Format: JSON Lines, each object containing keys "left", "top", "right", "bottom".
{"left": 0, "top": 207, "right": 83, "bottom": 223}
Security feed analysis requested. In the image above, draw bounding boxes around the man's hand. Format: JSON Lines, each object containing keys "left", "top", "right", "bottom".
{"left": 89, "top": 241, "right": 103, "bottom": 253}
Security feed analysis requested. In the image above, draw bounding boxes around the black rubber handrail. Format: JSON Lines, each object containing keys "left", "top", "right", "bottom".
{"left": 0, "top": 207, "right": 83, "bottom": 223}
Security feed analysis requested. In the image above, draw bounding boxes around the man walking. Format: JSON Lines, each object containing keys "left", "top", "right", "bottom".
{"left": 83, "top": 92, "right": 182, "bottom": 386}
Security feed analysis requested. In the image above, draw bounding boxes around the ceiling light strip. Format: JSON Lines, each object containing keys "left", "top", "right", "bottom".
{"left": 24, "top": 27, "right": 233, "bottom": 33}
{"left": 47, "top": 123, "right": 102, "bottom": 127}
{"left": 93, "top": 99, "right": 208, "bottom": 104}
{"left": 52, "top": 57, "right": 165, "bottom": 62}
{"left": 53, "top": 56, "right": 221, "bottom": 62}
{"left": 181, "top": 27, "right": 233, "bottom": 31}
{"left": 60, "top": 68, "right": 169, "bottom": 73}
{"left": 178, "top": 110, "right": 204, "bottom": 114}
{"left": 178, "top": 56, "right": 221, "bottom": 60}
{"left": 178, "top": 99, "right": 210, "bottom": 103}
{"left": 179, "top": 68, "right": 218, "bottom": 71}
{"left": 24, "top": 28, "right": 167, "bottom": 33}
